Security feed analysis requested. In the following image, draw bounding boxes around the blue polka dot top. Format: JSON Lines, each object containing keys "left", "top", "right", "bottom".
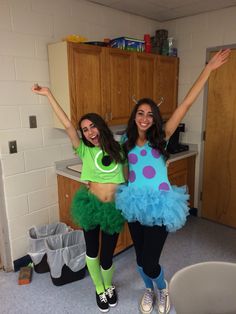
{"left": 128, "top": 143, "right": 171, "bottom": 191}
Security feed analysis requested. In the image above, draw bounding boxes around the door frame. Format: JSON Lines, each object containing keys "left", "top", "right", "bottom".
{"left": 198, "top": 44, "right": 236, "bottom": 216}
{"left": 0, "top": 162, "right": 12, "bottom": 271}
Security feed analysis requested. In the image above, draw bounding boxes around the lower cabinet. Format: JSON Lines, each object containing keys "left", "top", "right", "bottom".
{"left": 168, "top": 155, "right": 196, "bottom": 207}
{"left": 57, "top": 174, "right": 133, "bottom": 255}
{"left": 57, "top": 155, "right": 196, "bottom": 254}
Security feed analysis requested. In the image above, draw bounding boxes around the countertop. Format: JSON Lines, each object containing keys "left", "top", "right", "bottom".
{"left": 55, "top": 146, "right": 198, "bottom": 183}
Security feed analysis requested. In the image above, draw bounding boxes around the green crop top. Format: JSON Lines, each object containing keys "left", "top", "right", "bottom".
{"left": 74, "top": 141, "right": 125, "bottom": 184}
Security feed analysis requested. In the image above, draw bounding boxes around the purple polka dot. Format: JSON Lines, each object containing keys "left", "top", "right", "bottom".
{"left": 151, "top": 148, "right": 160, "bottom": 159}
{"left": 159, "top": 182, "right": 170, "bottom": 191}
{"left": 140, "top": 149, "right": 147, "bottom": 156}
{"left": 128, "top": 153, "right": 138, "bottom": 164}
{"left": 143, "top": 166, "right": 156, "bottom": 179}
{"left": 129, "top": 170, "right": 136, "bottom": 183}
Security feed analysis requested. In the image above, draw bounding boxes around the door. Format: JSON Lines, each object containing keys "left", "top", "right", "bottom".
{"left": 202, "top": 49, "right": 236, "bottom": 227}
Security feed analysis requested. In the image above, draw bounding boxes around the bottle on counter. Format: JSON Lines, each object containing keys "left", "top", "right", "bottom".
{"left": 144, "top": 34, "right": 151, "bottom": 53}
{"left": 168, "top": 37, "right": 177, "bottom": 56}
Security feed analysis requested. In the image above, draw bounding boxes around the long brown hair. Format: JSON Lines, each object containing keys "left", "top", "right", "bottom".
{"left": 124, "top": 98, "right": 169, "bottom": 160}
{"left": 78, "top": 113, "right": 125, "bottom": 164}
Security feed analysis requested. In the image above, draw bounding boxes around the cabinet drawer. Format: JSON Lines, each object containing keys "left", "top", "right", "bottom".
{"left": 168, "top": 158, "right": 187, "bottom": 175}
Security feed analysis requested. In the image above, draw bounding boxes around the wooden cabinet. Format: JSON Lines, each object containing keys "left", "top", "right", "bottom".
{"left": 156, "top": 56, "right": 179, "bottom": 120}
{"left": 57, "top": 174, "right": 133, "bottom": 255}
{"left": 168, "top": 155, "right": 196, "bottom": 207}
{"left": 56, "top": 154, "right": 195, "bottom": 254}
{"left": 48, "top": 42, "right": 179, "bottom": 127}
{"left": 48, "top": 42, "right": 107, "bottom": 128}
{"left": 133, "top": 52, "right": 157, "bottom": 101}
{"left": 105, "top": 48, "right": 134, "bottom": 125}
{"left": 57, "top": 175, "right": 82, "bottom": 230}
{"left": 133, "top": 53, "right": 179, "bottom": 119}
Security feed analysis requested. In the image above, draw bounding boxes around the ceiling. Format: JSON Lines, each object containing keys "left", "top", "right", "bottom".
{"left": 86, "top": 0, "right": 236, "bottom": 22}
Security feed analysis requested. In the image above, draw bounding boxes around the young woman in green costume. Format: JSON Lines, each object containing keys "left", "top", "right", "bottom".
{"left": 32, "top": 85, "right": 126, "bottom": 313}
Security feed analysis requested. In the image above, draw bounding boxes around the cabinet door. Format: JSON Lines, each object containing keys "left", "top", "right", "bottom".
{"left": 68, "top": 43, "right": 107, "bottom": 126}
{"left": 133, "top": 52, "right": 157, "bottom": 101}
{"left": 156, "top": 56, "right": 179, "bottom": 119}
{"left": 114, "top": 223, "right": 133, "bottom": 255}
{"left": 168, "top": 157, "right": 195, "bottom": 207}
{"left": 105, "top": 48, "right": 133, "bottom": 125}
{"left": 57, "top": 175, "right": 81, "bottom": 229}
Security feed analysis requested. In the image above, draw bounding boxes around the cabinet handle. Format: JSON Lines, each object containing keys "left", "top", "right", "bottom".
{"left": 132, "top": 95, "right": 138, "bottom": 104}
{"left": 157, "top": 96, "right": 164, "bottom": 107}
{"left": 104, "top": 112, "right": 109, "bottom": 122}
{"left": 65, "top": 194, "right": 69, "bottom": 199}
{"left": 110, "top": 112, "right": 113, "bottom": 120}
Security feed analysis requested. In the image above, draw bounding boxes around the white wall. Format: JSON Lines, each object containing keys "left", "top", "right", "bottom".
{"left": 0, "top": 0, "right": 160, "bottom": 264}
{"left": 163, "top": 7, "right": 236, "bottom": 211}
{"left": 1, "top": 0, "right": 236, "bottom": 265}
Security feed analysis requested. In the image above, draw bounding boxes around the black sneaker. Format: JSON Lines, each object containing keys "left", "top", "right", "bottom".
{"left": 96, "top": 291, "right": 109, "bottom": 312}
{"left": 105, "top": 286, "right": 117, "bottom": 307}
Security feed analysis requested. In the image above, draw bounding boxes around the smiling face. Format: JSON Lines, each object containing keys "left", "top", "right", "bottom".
{"left": 135, "top": 103, "right": 154, "bottom": 133}
{"left": 80, "top": 119, "right": 100, "bottom": 146}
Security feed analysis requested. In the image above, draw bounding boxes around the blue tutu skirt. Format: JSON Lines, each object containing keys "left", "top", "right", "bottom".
{"left": 115, "top": 184, "right": 189, "bottom": 232}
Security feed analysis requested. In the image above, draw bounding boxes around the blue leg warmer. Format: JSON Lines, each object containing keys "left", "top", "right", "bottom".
{"left": 137, "top": 265, "right": 154, "bottom": 289}
{"left": 153, "top": 267, "right": 166, "bottom": 290}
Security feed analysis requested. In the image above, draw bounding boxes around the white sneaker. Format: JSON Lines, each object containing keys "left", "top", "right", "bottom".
{"left": 157, "top": 280, "right": 170, "bottom": 314}
{"left": 140, "top": 288, "right": 155, "bottom": 314}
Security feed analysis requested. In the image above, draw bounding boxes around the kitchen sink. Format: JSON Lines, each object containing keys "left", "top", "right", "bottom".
{"left": 67, "top": 164, "right": 83, "bottom": 173}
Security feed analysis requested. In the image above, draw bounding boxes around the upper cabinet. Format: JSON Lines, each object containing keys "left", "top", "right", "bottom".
{"left": 48, "top": 42, "right": 179, "bottom": 128}
{"left": 156, "top": 56, "right": 179, "bottom": 120}
{"left": 104, "top": 48, "right": 134, "bottom": 125}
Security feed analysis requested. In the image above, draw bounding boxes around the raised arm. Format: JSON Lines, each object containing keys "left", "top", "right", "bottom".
{"left": 31, "top": 84, "right": 80, "bottom": 148}
{"left": 164, "top": 49, "right": 231, "bottom": 139}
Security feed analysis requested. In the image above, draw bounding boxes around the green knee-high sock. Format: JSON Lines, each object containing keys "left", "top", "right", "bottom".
{"left": 101, "top": 264, "right": 115, "bottom": 289}
{"left": 86, "top": 256, "right": 105, "bottom": 294}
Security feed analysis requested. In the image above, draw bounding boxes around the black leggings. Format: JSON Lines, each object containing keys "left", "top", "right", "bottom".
{"left": 128, "top": 221, "right": 168, "bottom": 278}
{"left": 83, "top": 226, "right": 119, "bottom": 270}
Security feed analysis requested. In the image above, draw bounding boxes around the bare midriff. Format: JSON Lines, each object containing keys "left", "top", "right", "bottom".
{"left": 89, "top": 181, "right": 118, "bottom": 202}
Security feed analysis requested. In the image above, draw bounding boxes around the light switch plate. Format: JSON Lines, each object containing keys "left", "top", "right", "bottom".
{"left": 9, "top": 140, "right": 17, "bottom": 154}
{"left": 29, "top": 115, "right": 37, "bottom": 128}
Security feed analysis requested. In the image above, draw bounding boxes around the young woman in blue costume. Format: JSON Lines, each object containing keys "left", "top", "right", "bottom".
{"left": 31, "top": 85, "right": 126, "bottom": 313}
{"left": 116, "top": 49, "right": 230, "bottom": 314}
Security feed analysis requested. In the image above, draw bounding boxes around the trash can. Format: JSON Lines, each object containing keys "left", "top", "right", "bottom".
{"left": 28, "top": 222, "right": 70, "bottom": 273}
{"left": 45, "top": 230, "right": 86, "bottom": 286}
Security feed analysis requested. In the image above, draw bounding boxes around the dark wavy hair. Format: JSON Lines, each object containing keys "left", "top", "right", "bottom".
{"left": 124, "top": 98, "right": 169, "bottom": 160}
{"left": 78, "top": 113, "right": 124, "bottom": 164}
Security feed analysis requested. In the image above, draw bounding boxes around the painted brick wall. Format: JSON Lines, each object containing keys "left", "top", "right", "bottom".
{"left": 0, "top": 0, "right": 160, "bottom": 263}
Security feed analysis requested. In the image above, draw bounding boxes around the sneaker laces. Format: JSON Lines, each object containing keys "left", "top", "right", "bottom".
{"left": 99, "top": 292, "right": 108, "bottom": 303}
{"left": 143, "top": 289, "right": 154, "bottom": 306}
{"left": 159, "top": 288, "right": 169, "bottom": 311}
{"left": 106, "top": 286, "right": 115, "bottom": 298}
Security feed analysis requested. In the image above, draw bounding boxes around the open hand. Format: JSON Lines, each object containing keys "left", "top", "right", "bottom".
{"left": 207, "top": 49, "right": 231, "bottom": 71}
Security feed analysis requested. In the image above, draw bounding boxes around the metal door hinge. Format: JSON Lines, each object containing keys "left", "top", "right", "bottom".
{"left": 200, "top": 191, "right": 203, "bottom": 201}
{"left": 202, "top": 131, "right": 206, "bottom": 141}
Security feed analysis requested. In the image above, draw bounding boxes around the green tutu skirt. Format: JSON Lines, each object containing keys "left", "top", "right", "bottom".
{"left": 71, "top": 186, "right": 125, "bottom": 234}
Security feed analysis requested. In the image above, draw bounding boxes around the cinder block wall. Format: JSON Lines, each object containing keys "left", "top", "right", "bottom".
{"left": 0, "top": 0, "right": 160, "bottom": 265}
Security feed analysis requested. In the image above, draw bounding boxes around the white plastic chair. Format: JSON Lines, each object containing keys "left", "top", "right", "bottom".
{"left": 169, "top": 261, "right": 236, "bottom": 314}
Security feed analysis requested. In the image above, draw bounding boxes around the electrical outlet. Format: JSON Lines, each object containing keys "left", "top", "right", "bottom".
{"left": 29, "top": 115, "right": 37, "bottom": 128}
{"left": 9, "top": 140, "right": 17, "bottom": 154}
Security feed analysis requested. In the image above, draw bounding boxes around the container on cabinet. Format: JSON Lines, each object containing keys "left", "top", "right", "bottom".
{"left": 110, "top": 37, "right": 145, "bottom": 52}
